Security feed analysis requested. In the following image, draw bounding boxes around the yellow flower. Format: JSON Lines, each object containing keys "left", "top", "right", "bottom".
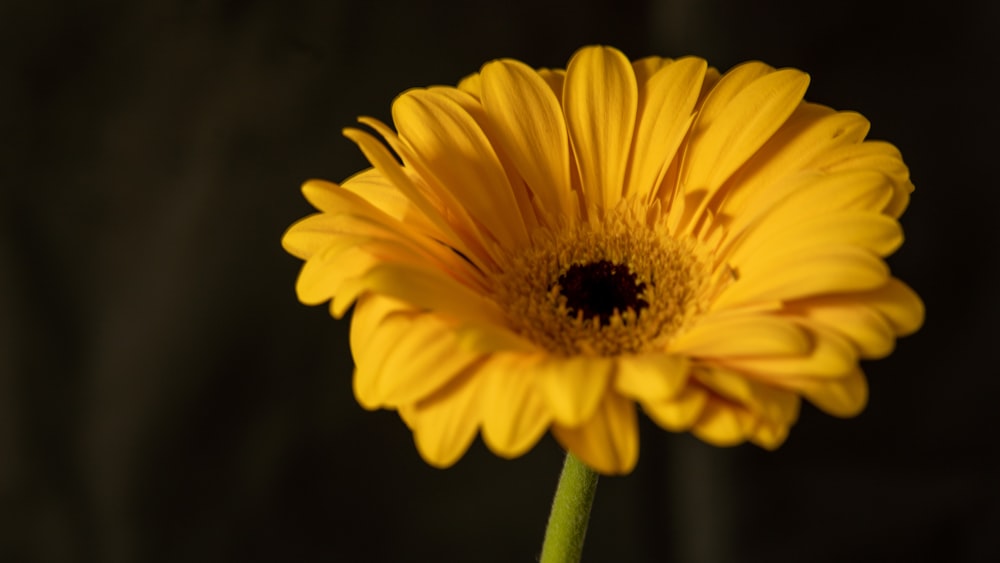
{"left": 282, "top": 45, "right": 923, "bottom": 475}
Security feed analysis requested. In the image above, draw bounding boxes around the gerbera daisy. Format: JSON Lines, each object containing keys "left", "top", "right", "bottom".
{"left": 282, "top": 45, "right": 923, "bottom": 475}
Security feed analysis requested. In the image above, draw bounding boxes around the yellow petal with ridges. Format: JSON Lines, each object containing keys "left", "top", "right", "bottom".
{"left": 368, "top": 316, "right": 482, "bottom": 408}
{"left": 563, "top": 45, "right": 638, "bottom": 208}
{"left": 352, "top": 308, "right": 419, "bottom": 409}
{"left": 729, "top": 212, "right": 902, "bottom": 269}
{"left": 614, "top": 353, "right": 690, "bottom": 402}
{"left": 552, "top": 393, "right": 638, "bottom": 475}
{"left": 424, "top": 85, "right": 544, "bottom": 235}
{"left": 716, "top": 107, "right": 869, "bottom": 216}
{"left": 787, "top": 369, "right": 869, "bottom": 417}
{"left": 300, "top": 232, "right": 487, "bottom": 316}
{"left": 455, "top": 322, "right": 539, "bottom": 353}
{"left": 393, "top": 89, "right": 529, "bottom": 247}
{"left": 690, "top": 61, "right": 772, "bottom": 133}
{"left": 859, "top": 278, "right": 924, "bottom": 336}
{"left": 792, "top": 301, "right": 896, "bottom": 358}
{"left": 301, "top": 178, "right": 347, "bottom": 213}
{"left": 627, "top": 57, "right": 705, "bottom": 201}
{"left": 407, "top": 371, "right": 484, "bottom": 468}
{"left": 479, "top": 355, "right": 552, "bottom": 457}
{"left": 817, "top": 140, "right": 913, "bottom": 219}
{"left": 631, "top": 56, "right": 672, "bottom": 85}
{"left": 282, "top": 213, "right": 338, "bottom": 258}
{"left": 295, "top": 239, "right": 372, "bottom": 306}
{"left": 681, "top": 68, "right": 809, "bottom": 203}
{"left": 714, "top": 245, "right": 889, "bottom": 310}
{"left": 456, "top": 71, "right": 481, "bottom": 98}
{"left": 722, "top": 169, "right": 894, "bottom": 261}
{"left": 337, "top": 262, "right": 505, "bottom": 325}
{"left": 694, "top": 368, "right": 800, "bottom": 425}
{"left": 721, "top": 326, "right": 857, "bottom": 379}
{"left": 537, "top": 68, "right": 565, "bottom": 98}
{"left": 351, "top": 310, "right": 410, "bottom": 408}
{"left": 671, "top": 314, "right": 810, "bottom": 357}
{"left": 480, "top": 58, "right": 573, "bottom": 216}
{"left": 340, "top": 169, "right": 432, "bottom": 227}
{"left": 343, "top": 127, "right": 482, "bottom": 256}
{"left": 690, "top": 397, "right": 748, "bottom": 447}
{"left": 641, "top": 385, "right": 709, "bottom": 431}
{"left": 748, "top": 420, "right": 790, "bottom": 450}
{"left": 536, "top": 355, "right": 616, "bottom": 426}
{"left": 349, "top": 295, "right": 411, "bottom": 362}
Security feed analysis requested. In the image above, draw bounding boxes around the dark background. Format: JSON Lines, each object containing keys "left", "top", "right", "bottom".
{"left": 2, "top": 1, "right": 997, "bottom": 561}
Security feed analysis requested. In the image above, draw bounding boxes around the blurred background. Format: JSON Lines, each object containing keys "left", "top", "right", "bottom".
{"left": 2, "top": 0, "right": 997, "bottom": 561}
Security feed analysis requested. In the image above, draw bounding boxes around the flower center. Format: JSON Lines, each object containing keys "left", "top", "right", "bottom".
{"left": 558, "top": 260, "right": 648, "bottom": 326}
{"left": 491, "top": 205, "right": 710, "bottom": 357}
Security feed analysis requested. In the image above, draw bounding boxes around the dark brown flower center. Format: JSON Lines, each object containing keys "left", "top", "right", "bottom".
{"left": 557, "top": 260, "right": 648, "bottom": 326}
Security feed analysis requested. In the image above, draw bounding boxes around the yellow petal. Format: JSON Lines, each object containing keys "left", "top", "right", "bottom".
{"left": 479, "top": 355, "right": 552, "bottom": 457}
{"left": 748, "top": 420, "right": 790, "bottom": 450}
{"left": 563, "top": 45, "right": 638, "bottom": 208}
{"left": 856, "top": 277, "right": 925, "bottom": 336}
{"left": 351, "top": 297, "right": 417, "bottom": 409}
{"left": 690, "top": 397, "right": 749, "bottom": 447}
{"left": 480, "top": 58, "right": 573, "bottom": 216}
{"left": 671, "top": 314, "right": 811, "bottom": 357}
{"left": 301, "top": 178, "right": 347, "bottom": 213}
{"left": 457, "top": 71, "right": 482, "bottom": 98}
{"left": 641, "top": 385, "right": 709, "bottom": 431}
{"left": 680, "top": 67, "right": 809, "bottom": 217}
{"left": 455, "top": 322, "right": 539, "bottom": 353}
{"left": 694, "top": 368, "right": 800, "bottom": 425}
{"left": 631, "top": 56, "right": 672, "bottom": 85}
{"left": 340, "top": 169, "right": 436, "bottom": 228}
{"left": 406, "top": 371, "right": 484, "bottom": 468}
{"left": 295, "top": 238, "right": 373, "bottom": 306}
{"left": 281, "top": 213, "right": 336, "bottom": 258}
{"left": 817, "top": 140, "right": 913, "bottom": 219}
{"left": 786, "top": 369, "right": 869, "bottom": 418}
{"left": 720, "top": 325, "right": 857, "bottom": 379}
{"left": 552, "top": 393, "right": 638, "bottom": 475}
{"left": 730, "top": 212, "right": 903, "bottom": 274}
{"left": 349, "top": 294, "right": 411, "bottom": 351}
{"left": 300, "top": 232, "right": 487, "bottom": 317}
{"left": 714, "top": 245, "right": 889, "bottom": 309}
{"left": 690, "top": 61, "right": 774, "bottom": 135}
{"left": 537, "top": 68, "right": 565, "bottom": 98}
{"left": 343, "top": 126, "right": 481, "bottom": 257}
{"left": 392, "top": 89, "right": 529, "bottom": 247}
{"left": 614, "top": 353, "right": 690, "bottom": 402}
{"left": 716, "top": 107, "right": 869, "bottom": 217}
{"left": 792, "top": 301, "right": 896, "bottom": 358}
{"left": 536, "top": 355, "right": 616, "bottom": 426}
{"left": 337, "top": 262, "right": 506, "bottom": 325}
{"left": 366, "top": 315, "right": 482, "bottom": 408}
{"left": 721, "top": 168, "right": 895, "bottom": 262}
{"left": 627, "top": 57, "right": 705, "bottom": 201}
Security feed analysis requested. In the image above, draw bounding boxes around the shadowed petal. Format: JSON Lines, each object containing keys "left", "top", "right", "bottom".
{"left": 481, "top": 58, "right": 574, "bottom": 217}
{"left": 563, "top": 45, "right": 638, "bottom": 208}
{"left": 479, "top": 354, "right": 552, "bottom": 457}
{"left": 553, "top": 393, "right": 639, "bottom": 475}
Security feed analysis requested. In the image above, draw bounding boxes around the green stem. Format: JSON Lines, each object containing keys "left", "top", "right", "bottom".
{"left": 540, "top": 452, "right": 600, "bottom": 563}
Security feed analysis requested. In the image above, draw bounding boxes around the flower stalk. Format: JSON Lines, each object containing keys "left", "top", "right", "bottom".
{"left": 540, "top": 452, "right": 600, "bottom": 563}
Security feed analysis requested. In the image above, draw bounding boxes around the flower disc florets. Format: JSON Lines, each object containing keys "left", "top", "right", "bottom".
{"left": 493, "top": 204, "right": 710, "bottom": 357}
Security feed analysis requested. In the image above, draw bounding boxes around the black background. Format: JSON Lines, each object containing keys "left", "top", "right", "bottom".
{"left": 2, "top": 1, "right": 997, "bottom": 562}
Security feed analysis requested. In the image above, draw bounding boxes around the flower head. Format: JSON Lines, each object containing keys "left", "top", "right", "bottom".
{"left": 283, "top": 45, "right": 923, "bottom": 474}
